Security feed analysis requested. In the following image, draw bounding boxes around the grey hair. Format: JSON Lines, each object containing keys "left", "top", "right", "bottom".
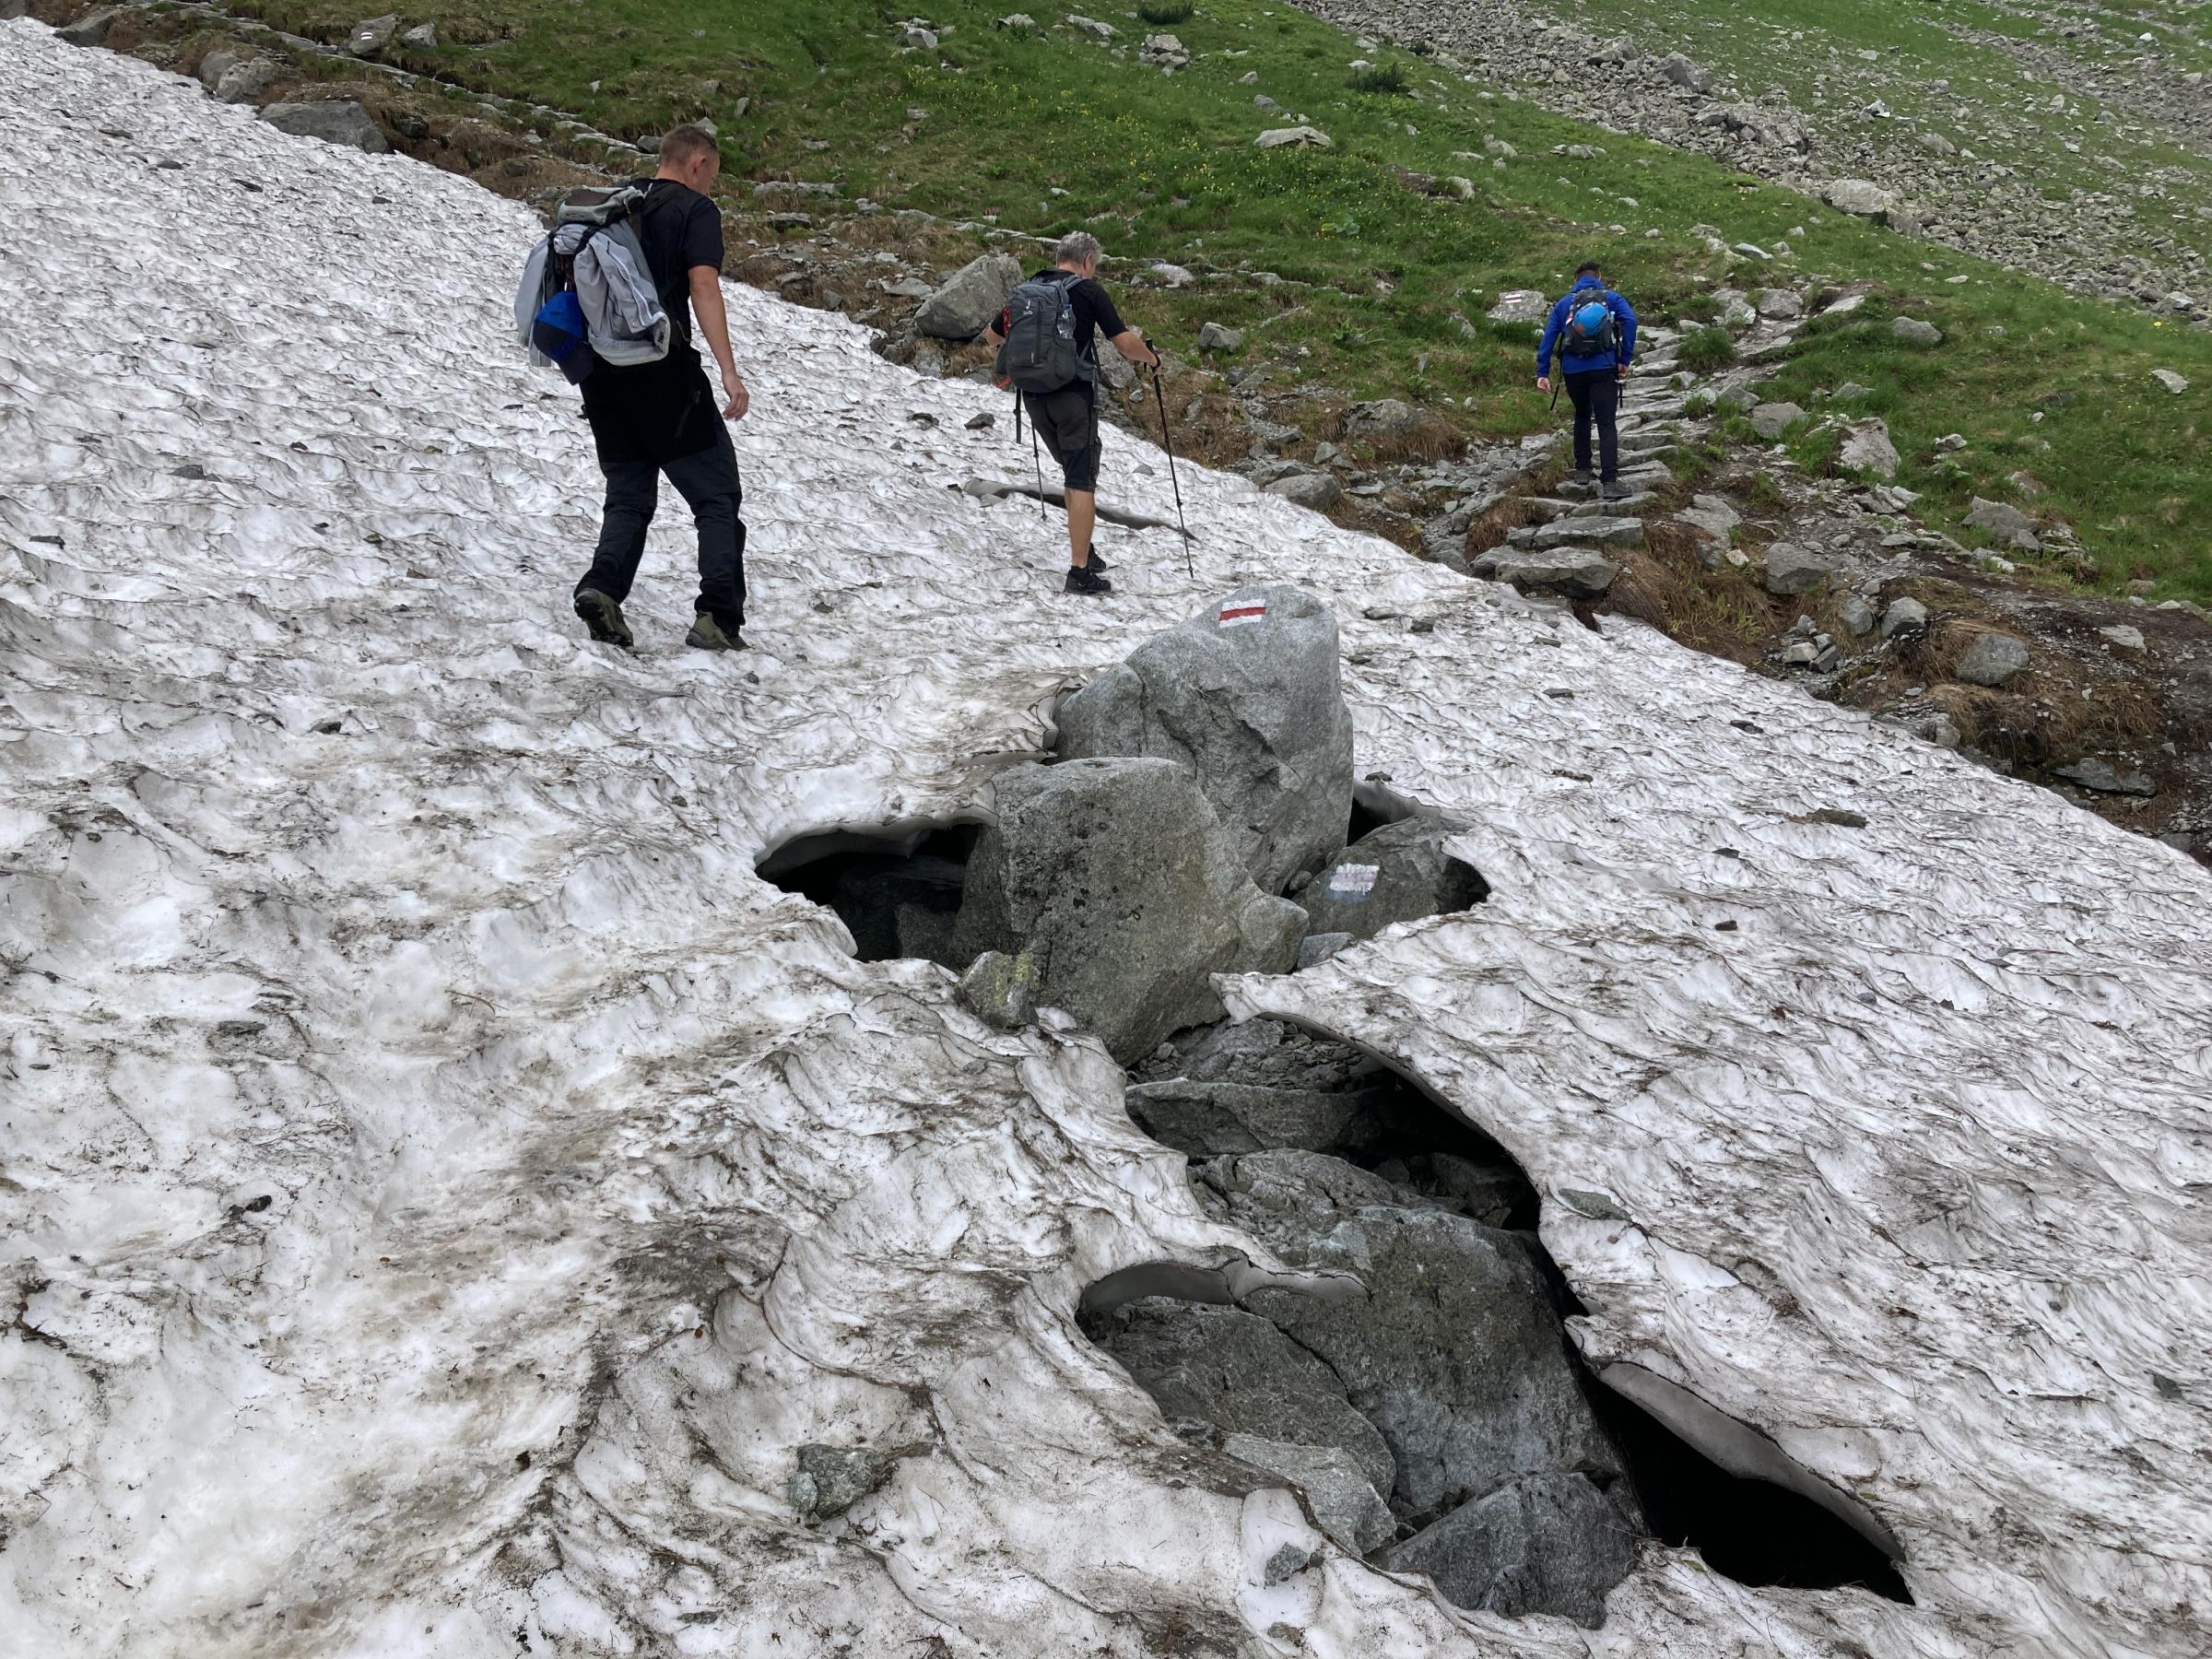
{"left": 1054, "top": 230, "right": 1104, "bottom": 268}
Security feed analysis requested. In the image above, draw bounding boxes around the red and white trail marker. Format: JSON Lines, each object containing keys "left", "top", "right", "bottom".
{"left": 1218, "top": 597, "right": 1267, "bottom": 629}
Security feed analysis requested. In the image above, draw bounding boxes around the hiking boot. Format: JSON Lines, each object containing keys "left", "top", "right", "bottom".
{"left": 574, "top": 588, "right": 633, "bottom": 650}
{"left": 1081, "top": 544, "right": 1111, "bottom": 572}
{"left": 1600, "top": 480, "right": 1633, "bottom": 501}
{"left": 1062, "top": 562, "right": 1113, "bottom": 596}
{"left": 1571, "top": 467, "right": 1594, "bottom": 487}
{"left": 685, "top": 613, "right": 746, "bottom": 652}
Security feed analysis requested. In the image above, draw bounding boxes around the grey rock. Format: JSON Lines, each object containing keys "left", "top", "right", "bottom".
{"left": 1824, "top": 179, "right": 1897, "bottom": 220}
{"left": 1892, "top": 316, "right": 1944, "bottom": 346}
{"left": 2055, "top": 758, "right": 2157, "bottom": 796}
{"left": 2151, "top": 368, "right": 2189, "bottom": 394}
{"left": 2098, "top": 625, "right": 2147, "bottom": 652}
{"left": 1918, "top": 131, "right": 1958, "bottom": 158}
{"left": 1954, "top": 633, "right": 2030, "bottom": 688}
{"left": 789, "top": 1443, "right": 889, "bottom": 1522}
{"left": 1344, "top": 398, "right": 1423, "bottom": 441}
{"left": 197, "top": 49, "right": 241, "bottom": 90}
{"left": 1089, "top": 1300, "right": 1395, "bottom": 1497}
{"left": 951, "top": 759, "right": 1305, "bottom": 1063}
{"left": 1747, "top": 401, "right": 1806, "bottom": 439}
{"left": 347, "top": 14, "right": 400, "bottom": 56}
{"left": 1529, "top": 514, "right": 1641, "bottom": 549}
{"left": 1262, "top": 1541, "right": 1314, "bottom": 1584}
{"left": 1880, "top": 596, "right": 1929, "bottom": 640}
{"left": 58, "top": 6, "right": 129, "bottom": 46}
{"left": 1294, "top": 930, "right": 1353, "bottom": 971}
{"left": 915, "top": 253, "right": 1023, "bottom": 341}
{"left": 956, "top": 949, "right": 1037, "bottom": 1030}
{"left": 963, "top": 410, "right": 995, "bottom": 430}
{"left": 259, "top": 100, "right": 390, "bottom": 154}
{"left": 1138, "top": 32, "right": 1190, "bottom": 69}
{"left": 399, "top": 21, "right": 436, "bottom": 49}
{"left": 1964, "top": 496, "right": 2037, "bottom": 546}
{"left": 1487, "top": 289, "right": 1552, "bottom": 324}
{"left": 1840, "top": 594, "right": 1877, "bottom": 638}
{"left": 1755, "top": 288, "right": 1804, "bottom": 320}
{"left": 1196, "top": 321, "right": 1243, "bottom": 352}
{"left": 1762, "top": 542, "right": 1833, "bottom": 596}
{"left": 1293, "top": 818, "right": 1488, "bottom": 942}
{"left": 1123, "top": 1076, "right": 1386, "bottom": 1158}
{"left": 1382, "top": 1473, "right": 1635, "bottom": 1627}
{"left": 1221, "top": 1177, "right": 1638, "bottom": 1522}
{"left": 1066, "top": 14, "right": 1115, "bottom": 39}
{"left": 1263, "top": 470, "right": 1341, "bottom": 510}
{"left": 1054, "top": 584, "right": 1353, "bottom": 893}
{"left": 1485, "top": 550, "right": 1621, "bottom": 598}
{"left": 212, "top": 57, "right": 278, "bottom": 105}
{"left": 1223, "top": 1434, "right": 1394, "bottom": 1555}
{"left": 1838, "top": 418, "right": 1900, "bottom": 479}
{"left": 994, "top": 13, "right": 1041, "bottom": 33}
{"left": 1657, "top": 53, "right": 1709, "bottom": 92}
{"left": 1255, "top": 126, "right": 1333, "bottom": 149}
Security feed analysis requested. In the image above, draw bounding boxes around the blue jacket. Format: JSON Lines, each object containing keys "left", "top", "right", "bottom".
{"left": 1537, "top": 276, "right": 1637, "bottom": 376}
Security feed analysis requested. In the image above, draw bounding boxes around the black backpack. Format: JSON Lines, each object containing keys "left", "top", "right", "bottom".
{"left": 1559, "top": 290, "right": 1622, "bottom": 358}
{"left": 995, "top": 272, "right": 1092, "bottom": 394}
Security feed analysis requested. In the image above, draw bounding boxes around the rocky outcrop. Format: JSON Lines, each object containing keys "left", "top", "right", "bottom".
{"left": 949, "top": 759, "right": 1305, "bottom": 1063}
{"left": 914, "top": 252, "right": 1023, "bottom": 340}
{"left": 1054, "top": 585, "right": 1354, "bottom": 894}
{"left": 259, "top": 100, "right": 390, "bottom": 154}
{"left": 1292, "top": 817, "right": 1488, "bottom": 941}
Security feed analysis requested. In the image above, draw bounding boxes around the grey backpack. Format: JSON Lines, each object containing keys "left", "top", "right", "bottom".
{"left": 995, "top": 272, "right": 1091, "bottom": 394}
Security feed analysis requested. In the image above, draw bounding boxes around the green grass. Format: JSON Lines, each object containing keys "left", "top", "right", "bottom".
{"left": 214, "top": 0, "right": 2212, "bottom": 599}
{"left": 1135, "top": 2, "right": 1194, "bottom": 24}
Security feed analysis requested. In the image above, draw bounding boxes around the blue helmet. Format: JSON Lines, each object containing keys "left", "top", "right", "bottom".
{"left": 1574, "top": 301, "right": 1611, "bottom": 335}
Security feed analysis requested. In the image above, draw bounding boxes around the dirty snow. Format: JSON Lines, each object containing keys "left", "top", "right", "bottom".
{"left": 3, "top": 21, "right": 2209, "bottom": 1657}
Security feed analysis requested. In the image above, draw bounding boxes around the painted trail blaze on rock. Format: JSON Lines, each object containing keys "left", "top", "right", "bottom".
{"left": 1218, "top": 595, "right": 1268, "bottom": 628}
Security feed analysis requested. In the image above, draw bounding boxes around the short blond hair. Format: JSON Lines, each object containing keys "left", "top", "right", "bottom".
{"left": 660, "top": 124, "right": 719, "bottom": 170}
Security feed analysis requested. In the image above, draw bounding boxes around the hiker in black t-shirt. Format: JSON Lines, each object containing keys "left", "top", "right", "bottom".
{"left": 982, "top": 231, "right": 1159, "bottom": 595}
{"left": 571, "top": 125, "right": 754, "bottom": 653}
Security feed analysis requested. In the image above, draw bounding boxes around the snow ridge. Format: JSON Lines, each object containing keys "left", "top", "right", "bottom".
{"left": 2, "top": 22, "right": 2208, "bottom": 1657}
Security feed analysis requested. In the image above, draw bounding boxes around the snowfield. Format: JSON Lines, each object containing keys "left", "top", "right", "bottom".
{"left": 4, "top": 21, "right": 2210, "bottom": 1658}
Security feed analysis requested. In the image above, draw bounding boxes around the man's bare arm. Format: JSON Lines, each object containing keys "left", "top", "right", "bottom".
{"left": 689, "top": 266, "right": 748, "bottom": 420}
{"left": 1110, "top": 327, "right": 1159, "bottom": 367}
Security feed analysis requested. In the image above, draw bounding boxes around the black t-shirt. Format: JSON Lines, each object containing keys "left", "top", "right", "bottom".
{"left": 994, "top": 270, "right": 1129, "bottom": 366}
{"left": 579, "top": 179, "right": 725, "bottom": 465}
{"left": 629, "top": 177, "right": 724, "bottom": 345}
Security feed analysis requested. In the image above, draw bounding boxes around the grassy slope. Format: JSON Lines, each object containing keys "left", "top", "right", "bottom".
{"left": 237, "top": 0, "right": 2209, "bottom": 597}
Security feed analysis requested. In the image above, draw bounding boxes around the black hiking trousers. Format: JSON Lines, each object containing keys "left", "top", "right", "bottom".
{"left": 575, "top": 421, "right": 747, "bottom": 633}
{"left": 1564, "top": 369, "right": 1620, "bottom": 483}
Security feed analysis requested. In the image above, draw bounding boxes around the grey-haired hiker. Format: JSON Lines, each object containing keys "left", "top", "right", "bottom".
{"left": 571, "top": 125, "right": 754, "bottom": 653}
{"left": 982, "top": 232, "right": 1159, "bottom": 596}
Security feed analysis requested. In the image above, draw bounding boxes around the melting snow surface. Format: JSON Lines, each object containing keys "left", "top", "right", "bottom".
{"left": 4, "top": 23, "right": 2210, "bottom": 1658}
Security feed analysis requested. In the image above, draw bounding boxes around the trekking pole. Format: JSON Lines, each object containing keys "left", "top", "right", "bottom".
{"left": 1017, "top": 393, "right": 1046, "bottom": 524}
{"left": 1148, "top": 359, "right": 1195, "bottom": 580}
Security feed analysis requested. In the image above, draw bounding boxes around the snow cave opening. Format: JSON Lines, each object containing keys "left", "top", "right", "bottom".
{"left": 1082, "top": 1021, "right": 1912, "bottom": 1625}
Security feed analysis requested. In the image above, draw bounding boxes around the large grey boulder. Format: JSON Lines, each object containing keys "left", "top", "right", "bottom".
{"left": 914, "top": 253, "right": 1024, "bottom": 340}
{"left": 1255, "top": 126, "right": 1332, "bottom": 149}
{"left": 58, "top": 6, "right": 130, "bottom": 45}
{"left": 1088, "top": 1300, "right": 1395, "bottom": 1499}
{"left": 346, "top": 14, "right": 400, "bottom": 56}
{"left": 1344, "top": 398, "right": 1422, "bottom": 441}
{"left": 1954, "top": 632, "right": 2030, "bottom": 688}
{"left": 1124, "top": 1077, "right": 1393, "bottom": 1159}
{"left": 1214, "top": 1158, "right": 1638, "bottom": 1522}
{"left": 1293, "top": 817, "right": 1488, "bottom": 941}
{"left": 1965, "top": 495, "right": 2038, "bottom": 547}
{"left": 1382, "top": 1473, "right": 1635, "bottom": 1627}
{"left": 1762, "top": 542, "right": 1833, "bottom": 596}
{"left": 1055, "top": 585, "right": 1353, "bottom": 894}
{"left": 1880, "top": 596, "right": 1929, "bottom": 640}
{"left": 259, "top": 100, "right": 390, "bottom": 154}
{"left": 1892, "top": 316, "right": 1944, "bottom": 346}
{"left": 1747, "top": 401, "right": 1806, "bottom": 439}
{"left": 1222, "top": 1434, "right": 1394, "bottom": 1555}
{"left": 202, "top": 52, "right": 278, "bottom": 105}
{"left": 1838, "top": 418, "right": 1900, "bottom": 479}
{"left": 1477, "top": 548, "right": 1619, "bottom": 599}
{"left": 1824, "top": 179, "right": 1897, "bottom": 220}
{"left": 950, "top": 759, "right": 1305, "bottom": 1063}
{"left": 1263, "top": 470, "right": 1342, "bottom": 511}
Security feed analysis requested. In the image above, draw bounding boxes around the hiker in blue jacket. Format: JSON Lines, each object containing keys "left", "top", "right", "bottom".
{"left": 1536, "top": 263, "right": 1638, "bottom": 500}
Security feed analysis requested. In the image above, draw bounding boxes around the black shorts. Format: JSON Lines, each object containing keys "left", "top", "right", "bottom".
{"left": 1022, "top": 383, "right": 1102, "bottom": 492}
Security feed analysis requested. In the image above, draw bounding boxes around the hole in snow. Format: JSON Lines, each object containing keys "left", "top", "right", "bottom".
{"left": 755, "top": 820, "right": 980, "bottom": 966}
{"left": 1082, "top": 1015, "right": 1911, "bottom": 1625}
